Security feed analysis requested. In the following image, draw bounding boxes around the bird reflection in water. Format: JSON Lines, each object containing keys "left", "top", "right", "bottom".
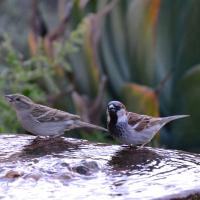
{"left": 108, "top": 146, "right": 163, "bottom": 173}
{"left": 21, "top": 137, "right": 81, "bottom": 157}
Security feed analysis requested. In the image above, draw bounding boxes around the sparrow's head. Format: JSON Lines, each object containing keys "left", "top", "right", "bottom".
{"left": 107, "top": 101, "right": 127, "bottom": 123}
{"left": 5, "top": 94, "right": 33, "bottom": 111}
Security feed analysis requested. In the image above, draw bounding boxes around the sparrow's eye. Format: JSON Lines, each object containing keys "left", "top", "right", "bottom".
{"left": 16, "top": 98, "right": 20, "bottom": 101}
{"left": 115, "top": 106, "right": 121, "bottom": 110}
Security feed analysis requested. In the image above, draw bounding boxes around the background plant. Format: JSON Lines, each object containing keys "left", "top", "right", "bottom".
{"left": 0, "top": 0, "right": 200, "bottom": 151}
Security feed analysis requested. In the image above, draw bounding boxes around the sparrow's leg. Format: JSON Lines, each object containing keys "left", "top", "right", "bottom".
{"left": 31, "top": 136, "right": 46, "bottom": 144}
{"left": 49, "top": 133, "right": 64, "bottom": 138}
{"left": 137, "top": 142, "right": 149, "bottom": 149}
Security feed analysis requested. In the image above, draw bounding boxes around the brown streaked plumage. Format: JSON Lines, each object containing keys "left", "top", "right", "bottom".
{"left": 5, "top": 94, "right": 108, "bottom": 136}
{"left": 107, "top": 100, "right": 189, "bottom": 146}
{"left": 31, "top": 105, "right": 80, "bottom": 122}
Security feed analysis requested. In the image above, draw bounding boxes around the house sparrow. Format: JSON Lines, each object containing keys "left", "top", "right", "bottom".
{"left": 107, "top": 101, "right": 189, "bottom": 147}
{"left": 5, "top": 94, "right": 107, "bottom": 136}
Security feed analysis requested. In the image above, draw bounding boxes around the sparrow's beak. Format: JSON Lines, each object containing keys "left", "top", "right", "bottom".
{"left": 4, "top": 95, "right": 14, "bottom": 103}
{"left": 108, "top": 104, "right": 116, "bottom": 112}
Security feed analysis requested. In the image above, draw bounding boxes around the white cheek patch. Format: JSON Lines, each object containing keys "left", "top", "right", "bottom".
{"left": 117, "top": 109, "right": 127, "bottom": 123}
{"left": 118, "top": 115, "right": 127, "bottom": 123}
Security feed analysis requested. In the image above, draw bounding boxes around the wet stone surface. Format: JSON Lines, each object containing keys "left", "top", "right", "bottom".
{"left": 0, "top": 135, "right": 200, "bottom": 200}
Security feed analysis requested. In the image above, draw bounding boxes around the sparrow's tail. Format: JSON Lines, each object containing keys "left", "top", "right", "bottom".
{"left": 75, "top": 121, "right": 108, "bottom": 132}
{"left": 161, "top": 115, "right": 190, "bottom": 125}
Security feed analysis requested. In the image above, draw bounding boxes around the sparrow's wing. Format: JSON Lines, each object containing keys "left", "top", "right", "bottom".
{"left": 31, "top": 104, "right": 80, "bottom": 123}
{"left": 128, "top": 112, "right": 189, "bottom": 132}
{"left": 128, "top": 112, "right": 161, "bottom": 132}
{"left": 31, "top": 105, "right": 49, "bottom": 117}
{"left": 127, "top": 112, "right": 143, "bottom": 126}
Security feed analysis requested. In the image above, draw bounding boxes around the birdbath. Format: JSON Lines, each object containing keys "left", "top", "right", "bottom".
{"left": 0, "top": 134, "right": 200, "bottom": 200}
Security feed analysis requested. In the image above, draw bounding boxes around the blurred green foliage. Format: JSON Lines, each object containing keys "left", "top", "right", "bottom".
{"left": 1, "top": 0, "right": 200, "bottom": 151}
{"left": 0, "top": 19, "right": 86, "bottom": 132}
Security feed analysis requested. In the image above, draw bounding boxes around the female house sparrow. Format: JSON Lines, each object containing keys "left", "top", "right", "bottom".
{"left": 107, "top": 101, "right": 189, "bottom": 147}
{"left": 5, "top": 94, "right": 107, "bottom": 136}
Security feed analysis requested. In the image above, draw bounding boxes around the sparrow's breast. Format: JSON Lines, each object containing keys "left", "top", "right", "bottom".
{"left": 108, "top": 122, "right": 127, "bottom": 138}
{"left": 16, "top": 111, "right": 39, "bottom": 132}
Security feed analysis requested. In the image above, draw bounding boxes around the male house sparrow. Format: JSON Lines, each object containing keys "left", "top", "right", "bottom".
{"left": 107, "top": 101, "right": 189, "bottom": 147}
{"left": 5, "top": 94, "right": 107, "bottom": 136}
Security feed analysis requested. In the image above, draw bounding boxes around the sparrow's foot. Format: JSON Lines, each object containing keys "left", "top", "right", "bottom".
{"left": 129, "top": 145, "right": 138, "bottom": 150}
{"left": 121, "top": 144, "right": 137, "bottom": 150}
{"left": 35, "top": 136, "right": 42, "bottom": 139}
{"left": 121, "top": 144, "right": 130, "bottom": 148}
{"left": 33, "top": 136, "right": 44, "bottom": 142}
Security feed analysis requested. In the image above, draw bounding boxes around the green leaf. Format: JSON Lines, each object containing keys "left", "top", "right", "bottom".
{"left": 172, "top": 64, "right": 200, "bottom": 150}
{"left": 121, "top": 83, "right": 159, "bottom": 116}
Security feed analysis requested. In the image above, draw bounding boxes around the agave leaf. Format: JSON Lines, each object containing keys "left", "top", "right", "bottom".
{"left": 107, "top": 0, "right": 130, "bottom": 81}
{"left": 155, "top": 1, "right": 200, "bottom": 112}
{"left": 154, "top": 1, "right": 200, "bottom": 150}
{"left": 82, "top": 0, "right": 119, "bottom": 96}
{"left": 82, "top": 15, "right": 100, "bottom": 96}
{"left": 171, "top": 64, "right": 200, "bottom": 150}
{"left": 121, "top": 83, "right": 159, "bottom": 116}
{"left": 96, "top": 0, "right": 126, "bottom": 95}
{"left": 100, "top": 30, "right": 125, "bottom": 95}
{"left": 127, "top": 0, "right": 160, "bottom": 84}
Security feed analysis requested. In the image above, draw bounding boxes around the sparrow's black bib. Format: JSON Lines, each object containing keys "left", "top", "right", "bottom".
{"left": 108, "top": 112, "right": 124, "bottom": 138}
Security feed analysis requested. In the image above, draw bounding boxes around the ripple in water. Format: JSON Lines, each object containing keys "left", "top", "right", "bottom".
{"left": 0, "top": 135, "right": 200, "bottom": 200}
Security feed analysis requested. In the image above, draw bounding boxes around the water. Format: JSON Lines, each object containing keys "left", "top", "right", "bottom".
{"left": 0, "top": 135, "right": 200, "bottom": 200}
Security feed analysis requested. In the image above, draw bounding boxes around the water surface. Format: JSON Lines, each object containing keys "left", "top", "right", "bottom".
{"left": 0, "top": 135, "right": 200, "bottom": 200}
